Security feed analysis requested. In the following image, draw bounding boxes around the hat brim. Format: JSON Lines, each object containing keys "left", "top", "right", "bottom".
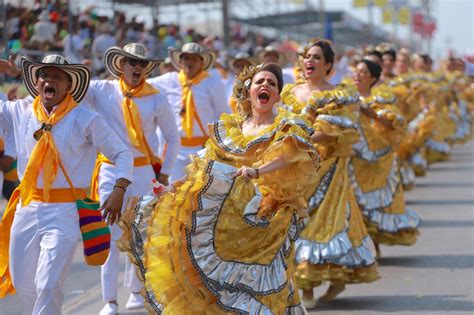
{"left": 257, "top": 50, "right": 285, "bottom": 66}
{"left": 21, "top": 57, "right": 90, "bottom": 103}
{"left": 168, "top": 48, "right": 216, "bottom": 72}
{"left": 104, "top": 47, "right": 162, "bottom": 79}
{"left": 225, "top": 56, "right": 258, "bottom": 74}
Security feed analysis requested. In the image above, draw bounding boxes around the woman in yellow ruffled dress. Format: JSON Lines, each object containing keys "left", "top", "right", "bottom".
{"left": 350, "top": 59, "right": 421, "bottom": 256}
{"left": 281, "top": 39, "right": 379, "bottom": 309}
{"left": 443, "top": 68, "right": 472, "bottom": 144}
{"left": 119, "top": 63, "right": 318, "bottom": 314}
{"left": 403, "top": 79, "right": 437, "bottom": 176}
{"left": 387, "top": 50, "right": 421, "bottom": 189}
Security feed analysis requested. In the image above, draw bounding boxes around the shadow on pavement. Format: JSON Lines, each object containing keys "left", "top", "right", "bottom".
{"left": 421, "top": 219, "right": 474, "bottom": 228}
{"left": 429, "top": 165, "right": 474, "bottom": 172}
{"left": 378, "top": 255, "right": 474, "bottom": 269}
{"left": 315, "top": 295, "right": 473, "bottom": 312}
{"left": 406, "top": 199, "right": 474, "bottom": 206}
{"left": 414, "top": 182, "right": 474, "bottom": 188}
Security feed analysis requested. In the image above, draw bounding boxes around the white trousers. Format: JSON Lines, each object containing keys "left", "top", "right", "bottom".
{"left": 170, "top": 145, "right": 203, "bottom": 182}
{"left": 99, "top": 163, "right": 155, "bottom": 302}
{"left": 9, "top": 201, "right": 80, "bottom": 315}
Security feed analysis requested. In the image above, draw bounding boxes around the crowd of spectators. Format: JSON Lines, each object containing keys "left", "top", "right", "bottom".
{"left": 0, "top": 1, "right": 283, "bottom": 78}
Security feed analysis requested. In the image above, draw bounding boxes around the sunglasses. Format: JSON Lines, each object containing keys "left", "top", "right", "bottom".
{"left": 125, "top": 58, "right": 149, "bottom": 68}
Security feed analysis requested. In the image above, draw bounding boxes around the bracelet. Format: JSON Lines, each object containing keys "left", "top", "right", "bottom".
{"left": 15, "top": 71, "right": 22, "bottom": 80}
{"left": 254, "top": 168, "right": 260, "bottom": 179}
{"left": 113, "top": 184, "right": 127, "bottom": 192}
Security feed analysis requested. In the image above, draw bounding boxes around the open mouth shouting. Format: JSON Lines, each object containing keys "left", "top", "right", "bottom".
{"left": 43, "top": 85, "right": 57, "bottom": 101}
{"left": 257, "top": 89, "right": 270, "bottom": 104}
{"left": 132, "top": 71, "right": 142, "bottom": 80}
{"left": 305, "top": 63, "right": 316, "bottom": 75}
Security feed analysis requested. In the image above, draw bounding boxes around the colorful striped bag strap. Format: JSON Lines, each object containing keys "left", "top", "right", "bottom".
{"left": 58, "top": 159, "right": 111, "bottom": 266}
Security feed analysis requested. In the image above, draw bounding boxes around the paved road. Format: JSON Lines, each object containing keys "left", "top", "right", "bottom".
{"left": 1, "top": 140, "right": 473, "bottom": 315}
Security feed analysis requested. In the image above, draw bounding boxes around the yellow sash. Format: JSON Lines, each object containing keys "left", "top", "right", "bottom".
{"left": 89, "top": 78, "right": 161, "bottom": 201}
{"left": 22, "top": 94, "right": 77, "bottom": 206}
{"left": 178, "top": 70, "right": 209, "bottom": 139}
{"left": 1, "top": 94, "right": 78, "bottom": 298}
{"left": 119, "top": 78, "right": 161, "bottom": 164}
{"left": 89, "top": 154, "right": 156, "bottom": 201}
{"left": 0, "top": 186, "right": 19, "bottom": 297}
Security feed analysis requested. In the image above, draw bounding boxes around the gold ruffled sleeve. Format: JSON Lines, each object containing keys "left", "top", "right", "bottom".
{"left": 369, "top": 87, "right": 407, "bottom": 146}
{"left": 256, "top": 119, "right": 318, "bottom": 217}
{"left": 281, "top": 83, "right": 307, "bottom": 114}
{"left": 311, "top": 102, "right": 360, "bottom": 159}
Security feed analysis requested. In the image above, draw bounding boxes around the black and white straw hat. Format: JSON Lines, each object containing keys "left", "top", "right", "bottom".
{"left": 104, "top": 43, "right": 162, "bottom": 79}
{"left": 168, "top": 42, "right": 216, "bottom": 71}
{"left": 256, "top": 45, "right": 285, "bottom": 65}
{"left": 21, "top": 54, "right": 90, "bottom": 103}
{"left": 225, "top": 52, "right": 257, "bottom": 74}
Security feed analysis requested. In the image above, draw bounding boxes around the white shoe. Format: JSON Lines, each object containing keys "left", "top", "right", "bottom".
{"left": 99, "top": 303, "right": 118, "bottom": 315}
{"left": 302, "top": 296, "right": 317, "bottom": 309}
{"left": 125, "top": 293, "right": 145, "bottom": 310}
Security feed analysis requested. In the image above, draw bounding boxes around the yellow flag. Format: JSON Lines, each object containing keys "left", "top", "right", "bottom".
{"left": 353, "top": 0, "right": 368, "bottom": 7}
{"left": 398, "top": 6, "right": 411, "bottom": 25}
{"left": 374, "top": 0, "right": 388, "bottom": 7}
{"left": 382, "top": 7, "right": 393, "bottom": 24}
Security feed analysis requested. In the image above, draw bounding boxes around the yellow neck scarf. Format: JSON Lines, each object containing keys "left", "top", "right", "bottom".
{"left": 119, "top": 77, "right": 160, "bottom": 164}
{"left": 21, "top": 94, "right": 77, "bottom": 206}
{"left": 178, "top": 70, "right": 209, "bottom": 138}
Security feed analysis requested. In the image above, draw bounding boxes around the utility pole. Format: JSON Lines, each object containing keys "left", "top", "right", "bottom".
{"left": 68, "top": 1, "right": 74, "bottom": 57}
{"left": 424, "top": 0, "right": 432, "bottom": 54}
{"left": 392, "top": 7, "right": 399, "bottom": 48}
{"left": 367, "top": 1, "right": 374, "bottom": 44}
{"left": 319, "top": 0, "right": 325, "bottom": 38}
{"left": 1, "top": 0, "right": 8, "bottom": 55}
{"left": 222, "top": 0, "right": 230, "bottom": 48}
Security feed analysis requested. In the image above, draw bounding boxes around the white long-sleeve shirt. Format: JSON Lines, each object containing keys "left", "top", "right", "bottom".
{"left": 0, "top": 93, "right": 17, "bottom": 158}
{"left": 83, "top": 80, "right": 180, "bottom": 175}
{"left": 148, "top": 72, "right": 230, "bottom": 139}
{"left": 0, "top": 98, "right": 133, "bottom": 189}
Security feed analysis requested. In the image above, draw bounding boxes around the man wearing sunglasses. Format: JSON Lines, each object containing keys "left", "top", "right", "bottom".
{"left": 82, "top": 43, "right": 180, "bottom": 315}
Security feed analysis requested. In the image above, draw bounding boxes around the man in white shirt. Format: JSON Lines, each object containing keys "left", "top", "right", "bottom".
{"left": 224, "top": 52, "right": 257, "bottom": 108}
{"left": 91, "top": 24, "right": 118, "bottom": 72}
{"left": 31, "top": 10, "right": 57, "bottom": 46}
{"left": 0, "top": 54, "right": 133, "bottom": 315}
{"left": 257, "top": 45, "right": 295, "bottom": 85}
{"left": 62, "top": 25, "right": 85, "bottom": 64}
{"left": 148, "top": 42, "right": 230, "bottom": 181}
{"left": 83, "top": 43, "right": 180, "bottom": 315}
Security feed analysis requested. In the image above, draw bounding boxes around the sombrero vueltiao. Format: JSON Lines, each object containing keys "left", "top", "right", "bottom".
{"left": 225, "top": 52, "right": 257, "bottom": 74}
{"left": 256, "top": 45, "right": 285, "bottom": 65}
{"left": 168, "top": 42, "right": 216, "bottom": 71}
{"left": 104, "top": 43, "right": 162, "bottom": 79}
{"left": 21, "top": 54, "right": 90, "bottom": 103}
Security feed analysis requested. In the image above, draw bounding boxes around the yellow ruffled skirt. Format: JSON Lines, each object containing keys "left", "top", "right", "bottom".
{"left": 350, "top": 153, "right": 420, "bottom": 246}
{"left": 294, "top": 157, "right": 380, "bottom": 291}
{"left": 120, "top": 158, "right": 306, "bottom": 314}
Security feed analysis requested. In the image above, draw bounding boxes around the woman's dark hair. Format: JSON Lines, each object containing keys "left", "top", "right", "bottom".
{"left": 367, "top": 50, "right": 382, "bottom": 63}
{"left": 305, "top": 40, "right": 335, "bottom": 75}
{"left": 381, "top": 49, "right": 397, "bottom": 61}
{"left": 256, "top": 62, "right": 284, "bottom": 93}
{"left": 421, "top": 54, "right": 433, "bottom": 65}
{"left": 360, "top": 59, "right": 382, "bottom": 87}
